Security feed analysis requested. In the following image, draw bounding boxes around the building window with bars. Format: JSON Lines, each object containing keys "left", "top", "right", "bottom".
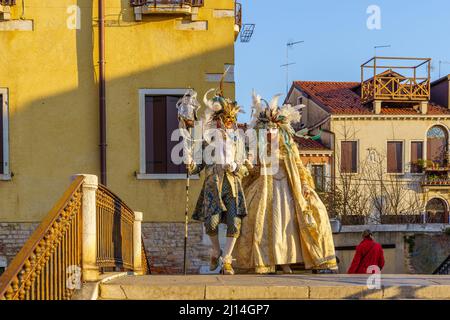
{"left": 311, "top": 164, "right": 326, "bottom": 192}
{"left": 138, "top": 89, "right": 189, "bottom": 179}
{"left": 340, "top": 141, "right": 357, "bottom": 173}
{"left": 387, "top": 141, "right": 404, "bottom": 173}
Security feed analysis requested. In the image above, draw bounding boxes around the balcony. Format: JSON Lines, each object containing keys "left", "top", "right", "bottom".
{"left": 422, "top": 177, "right": 450, "bottom": 187}
{"left": 234, "top": 2, "right": 242, "bottom": 37}
{"left": 0, "top": 0, "right": 13, "bottom": 20}
{"left": 130, "top": 0, "right": 204, "bottom": 17}
{"left": 361, "top": 57, "right": 431, "bottom": 104}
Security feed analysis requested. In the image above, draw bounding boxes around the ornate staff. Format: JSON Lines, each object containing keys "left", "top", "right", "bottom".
{"left": 176, "top": 89, "right": 200, "bottom": 275}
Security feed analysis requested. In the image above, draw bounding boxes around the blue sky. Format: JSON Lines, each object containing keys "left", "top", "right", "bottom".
{"left": 235, "top": 0, "right": 450, "bottom": 121}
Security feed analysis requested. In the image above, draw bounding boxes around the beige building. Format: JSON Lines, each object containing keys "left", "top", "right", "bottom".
{"left": 286, "top": 57, "right": 450, "bottom": 225}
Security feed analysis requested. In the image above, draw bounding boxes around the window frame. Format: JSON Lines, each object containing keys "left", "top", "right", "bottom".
{"left": 410, "top": 140, "right": 424, "bottom": 175}
{"left": 311, "top": 163, "right": 326, "bottom": 192}
{"left": 137, "top": 89, "right": 199, "bottom": 180}
{"left": 386, "top": 140, "right": 405, "bottom": 175}
{"left": 0, "top": 88, "right": 10, "bottom": 181}
{"left": 340, "top": 140, "right": 359, "bottom": 174}
{"left": 425, "top": 124, "right": 449, "bottom": 167}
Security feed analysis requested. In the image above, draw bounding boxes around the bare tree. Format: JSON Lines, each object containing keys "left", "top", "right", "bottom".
{"left": 323, "top": 120, "right": 426, "bottom": 225}
{"left": 362, "top": 148, "right": 425, "bottom": 224}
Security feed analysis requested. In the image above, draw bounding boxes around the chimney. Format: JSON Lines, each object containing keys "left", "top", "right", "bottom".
{"left": 431, "top": 75, "right": 450, "bottom": 109}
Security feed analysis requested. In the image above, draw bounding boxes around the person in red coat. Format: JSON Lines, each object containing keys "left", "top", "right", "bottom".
{"left": 348, "top": 230, "right": 385, "bottom": 274}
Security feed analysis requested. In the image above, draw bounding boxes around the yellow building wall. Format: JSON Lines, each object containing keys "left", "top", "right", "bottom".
{"left": 0, "top": 0, "right": 237, "bottom": 222}
{"left": 331, "top": 117, "right": 450, "bottom": 210}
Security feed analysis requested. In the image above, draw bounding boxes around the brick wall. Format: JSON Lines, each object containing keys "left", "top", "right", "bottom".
{"left": 0, "top": 221, "right": 210, "bottom": 274}
{"left": 0, "top": 222, "right": 39, "bottom": 266}
{"left": 142, "top": 222, "right": 210, "bottom": 274}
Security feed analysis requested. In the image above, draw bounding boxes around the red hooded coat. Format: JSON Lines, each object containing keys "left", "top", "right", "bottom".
{"left": 347, "top": 238, "right": 385, "bottom": 274}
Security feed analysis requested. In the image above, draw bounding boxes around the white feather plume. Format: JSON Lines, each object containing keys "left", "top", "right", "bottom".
{"left": 249, "top": 90, "right": 263, "bottom": 128}
{"left": 269, "top": 94, "right": 282, "bottom": 111}
{"left": 203, "top": 88, "right": 216, "bottom": 110}
{"left": 279, "top": 103, "right": 301, "bottom": 124}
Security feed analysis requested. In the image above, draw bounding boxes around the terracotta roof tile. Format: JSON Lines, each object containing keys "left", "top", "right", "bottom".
{"left": 294, "top": 136, "right": 330, "bottom": 151}
{"left": 294, "top": 81, "right": 450, "bottom": 115}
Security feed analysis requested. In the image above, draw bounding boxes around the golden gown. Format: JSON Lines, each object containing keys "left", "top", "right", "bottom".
{"left": 234, "top": 138, "right": 337, "bottom": 273}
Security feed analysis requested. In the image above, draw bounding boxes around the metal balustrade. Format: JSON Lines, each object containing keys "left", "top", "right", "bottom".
{"left": 130, "top": 0, "right": 204, "bottom": 7}
{"left": 0, "top": 175, "right": 150, "bottom": 300}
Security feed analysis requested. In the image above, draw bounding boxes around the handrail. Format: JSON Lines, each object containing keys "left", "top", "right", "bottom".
{"left": 433, "top": 254, "right": 450, "bottom": 275}
{"left": 0, "top": 175, "right": 151, "bottom": 300}
{"left": 0, "top": 176, "right": 84, "bottom": 300}
{"left": 96, "top": 184, "right": 135, "bottom": 271}
{"left": 362, "top": 76, "right": 430, "bottom": 102}
{"left": 130, "top": 0, "right": 204, "bottom": 7}
{"left": 95, "top": 184, "right": 151, "bottom": 274}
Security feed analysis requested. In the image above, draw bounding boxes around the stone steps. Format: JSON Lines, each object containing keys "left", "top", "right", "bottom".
{"left": 97, "top": 274, "right": 450, "bottom": 300}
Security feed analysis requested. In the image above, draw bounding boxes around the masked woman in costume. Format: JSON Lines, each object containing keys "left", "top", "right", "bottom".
{"left": 234, "top": 92, "right": 337, "bottom": 274}
{"left": 187, "top": 84, "right": 249, "bottom": 275}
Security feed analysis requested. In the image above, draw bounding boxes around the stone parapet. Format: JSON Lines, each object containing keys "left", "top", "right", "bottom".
{"left": 99, "top": 274, "right": 450, "bottom": 300}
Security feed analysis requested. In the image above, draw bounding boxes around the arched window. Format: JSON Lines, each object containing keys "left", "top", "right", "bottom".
{"left": 425, "top": 198, "right": 448, "bottom": 223}
{"left": 427, "top": 125, "right": 448, "bottom": 166}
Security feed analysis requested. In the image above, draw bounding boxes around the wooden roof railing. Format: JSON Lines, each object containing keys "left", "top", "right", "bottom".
{"left": 361, "top": 57, "right": 431, "bottom": 104}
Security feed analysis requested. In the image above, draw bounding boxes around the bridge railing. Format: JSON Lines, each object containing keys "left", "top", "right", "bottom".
{"left": 0, "top": 174, "right": 150, "bottom": 300}
{"left": 433, "top": 254, "right": 450, "bottom": 275}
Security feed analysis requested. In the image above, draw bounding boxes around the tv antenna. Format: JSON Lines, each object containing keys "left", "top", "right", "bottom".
{"left": 281, "top": 40, "right": 304, "bottom": 95}
{"left": 374, "top": 44, "right": 391, "bottom": 56}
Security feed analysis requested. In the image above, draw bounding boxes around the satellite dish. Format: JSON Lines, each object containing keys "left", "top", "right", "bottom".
{"left": 240, "top": 24, "right": 255, "bottom": 43}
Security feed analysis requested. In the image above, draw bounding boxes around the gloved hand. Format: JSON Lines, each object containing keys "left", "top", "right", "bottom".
{"left": 223, "top": 161, "right": 237, "bottom": 173}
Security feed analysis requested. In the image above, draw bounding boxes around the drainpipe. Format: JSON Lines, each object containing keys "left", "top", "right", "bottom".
{"left": 98, "top": 0, "right": 107, "bottom": 185}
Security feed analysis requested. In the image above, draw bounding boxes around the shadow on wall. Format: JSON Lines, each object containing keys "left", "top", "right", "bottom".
{"left": 1, "top": 0, "right": 234, "bottom": 222}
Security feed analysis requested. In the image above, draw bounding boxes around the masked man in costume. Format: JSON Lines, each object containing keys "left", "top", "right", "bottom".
{"left": 186, "top": 86, "right": 249, "bottom": 275}
{"left": 234, "top": 92, "right": 337, "bottom": 274}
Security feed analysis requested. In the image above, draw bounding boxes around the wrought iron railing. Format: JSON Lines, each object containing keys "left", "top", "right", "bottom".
{"left": 235, "top": 2, "right": 242, "bottom": 28}
{"left": 0, "top": 0, "right": 15, "bottom": 6}
{"left": 130, "top": 0, "right": 204, "bottom": 7}
{"left": 0, "top": 175, "right": 151, "bottom": 300}
{"left": 433, "top": 254, "right": 450, "bottom": 275}
{"left": 0, "top": 176, "right": 84, "bottom": 300}
{"left": 421, "top": 178, "right": 450, "bottom": 186}
{"left": 96, "top": 185, "right": 135, "bottom": 271}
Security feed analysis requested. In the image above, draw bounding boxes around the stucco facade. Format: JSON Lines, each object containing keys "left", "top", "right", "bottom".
{"left": 287, "top": 77, "right": 450, "bottom": 223}
{"left": 0, "top": 0, "right": 239, "bottom": 223}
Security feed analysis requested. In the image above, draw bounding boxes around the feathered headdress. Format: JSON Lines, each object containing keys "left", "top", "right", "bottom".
{"left": 249, "top": 90, "right": 302, "bottom": 135}
{"left": 203, "top": 67, "right": 243, "bottom": 128}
